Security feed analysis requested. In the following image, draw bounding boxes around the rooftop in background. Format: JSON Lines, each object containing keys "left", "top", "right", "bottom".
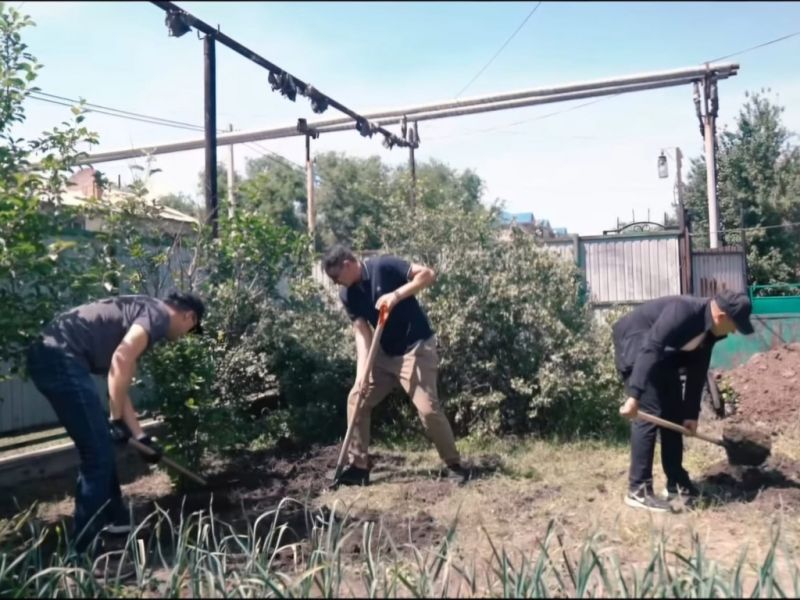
{"left": 500, "top": 211, "right": 535, "bottom": 225}
{"left": 499, "top": 210, "right": 569, "bottom": 237}
{"left": 60, "top": 168, "right": 198, "bottom": 235}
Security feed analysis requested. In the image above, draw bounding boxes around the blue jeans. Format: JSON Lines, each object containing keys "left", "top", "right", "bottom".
{"left": 26, "top": 341, "right": 125, "bottom": 552}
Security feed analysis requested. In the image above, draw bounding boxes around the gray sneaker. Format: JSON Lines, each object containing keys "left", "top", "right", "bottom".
{"left": 625, "top": 487, "right": 673, "bottom": 513}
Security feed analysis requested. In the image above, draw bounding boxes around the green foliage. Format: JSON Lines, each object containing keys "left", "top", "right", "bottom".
{"left": 238, "top": 156, "right": 306, "bottom": 232}
{"left": 684, "top": 90, "right": 800, "bottom": 284}
{"left": 221, "top": 277, "right": 354, "bottom": 446}
{"left": 0, "top": 4, "right": 102, "bottom": 375}
{"left": 314, "top": 152, "right": 393, "bottom": 249}
{"left": 378, "top": 200, "right": 623, "bottom": 437}
{"left": 2, "top": 504, "right": 798, "bottom": 597}
{"left": 140, "top": 335, "right": 228, "bottom": 479}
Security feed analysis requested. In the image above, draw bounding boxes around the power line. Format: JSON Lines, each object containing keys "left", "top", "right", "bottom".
{"left": 29, "top": 91, "right": 304, "bottom": 170}
{"left": 707, "top": 30, "right": 800, "bottom": 63}
{"left": 242, "top": 141, "right": 305, "bottom": 172}
{"left": 29, "top": 93, "right": 211, "bottom": 132}
{"left": 455, "top": 2, "right": 543, "bottom": 99}
{"left": 32, "top": 91, "right": 207, "bottom": 130}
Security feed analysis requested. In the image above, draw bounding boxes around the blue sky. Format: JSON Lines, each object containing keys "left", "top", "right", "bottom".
{"left": 14, "top": 1, "right": 800, "bottom": 234}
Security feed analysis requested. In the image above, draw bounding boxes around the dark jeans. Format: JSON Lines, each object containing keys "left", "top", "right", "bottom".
{"left": 622, "top": 363, "right": 690, "bottom": 493}
{"left": 26, "top": 341, "right": 124, "bottom": 552}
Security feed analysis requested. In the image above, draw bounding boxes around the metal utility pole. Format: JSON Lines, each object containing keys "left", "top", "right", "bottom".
{"left": 408, "top": 143, "right": 417, "bottom": 210}
{"left": 305, "top": 133, "right": 315, "bottom": 237}
{"left": 675, "top": 146, "right": 684, "bottom": 208}
{"left": 204, "top": 35, "right": 219, "bottom": 238}
{"left": 401, "top": 118, "right": 418, "bottom": 209}
{"left": 695, "top": 75, "right": 720, "bottom": 248}
{"left": 297, "top": 119, "right": 319, "bottom": 238}
{"left": 227, "top": 124, "right": 235, "bottom": 219}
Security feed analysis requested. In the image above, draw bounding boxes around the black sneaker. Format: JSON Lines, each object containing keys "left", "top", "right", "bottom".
{"left": 334, "top": 465, "right": 370, "bottom": 487}
{"left": 664, "top": 479, "right": 700, "bottom": 501}
{"left": 440, "top": 462, "right": 472, "bottom": 484}
{"left": 625, "top": 487, "right": 673, "bottom": 513}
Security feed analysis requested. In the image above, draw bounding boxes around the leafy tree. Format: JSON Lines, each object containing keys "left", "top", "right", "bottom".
{"left": 314, "top": 152, "right": 393, "bottom": 250}
{"left": 395, "top": 158, "right": 483, "bottom": 213}
{"left": 683, "top": 90, "right": 800, "bottom": 284}
{"left": 374, "top": 193, "right": 623, "bottom": 438}
{"left": 0, "top": 4, "right": 102, "bottom": 375}
{"left": 237, "top": 155, "right": 306, "bottom": 232}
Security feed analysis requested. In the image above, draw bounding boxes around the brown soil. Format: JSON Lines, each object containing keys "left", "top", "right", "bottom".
{"left": 0, "top": 445, "right": 505, "bottom": 559}
{"left": 698, "top": 453, "right": 800, "bottom": 505}
{"left": 721, "top": 343, "right": 800, "bottom": 433}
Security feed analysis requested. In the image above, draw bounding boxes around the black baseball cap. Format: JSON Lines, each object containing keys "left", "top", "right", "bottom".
{"left": 165, "top": 291, "right": 205, "bottom": 335}
{"left": 715, "top": 289, "right": 754, "bottom": 335}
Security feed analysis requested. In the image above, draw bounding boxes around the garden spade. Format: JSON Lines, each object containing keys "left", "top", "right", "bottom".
{"left": 331, "top": 304, "right": 390, "bottom": 488}
{"left": 636, "top": 410, "right": 770, "bottom": 467}
{"left": 128, "top": 437, "right": 208, "bottom": 486}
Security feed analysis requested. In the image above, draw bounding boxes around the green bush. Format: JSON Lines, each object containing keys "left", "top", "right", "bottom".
{"left": 225, "top": 277, "right": 354, "bottom": 447}
{"left": 140, "top": 334, "right": 255, "bottom": 483}
{"left": 375, "top": 199, "right": 624, "bottom": 439}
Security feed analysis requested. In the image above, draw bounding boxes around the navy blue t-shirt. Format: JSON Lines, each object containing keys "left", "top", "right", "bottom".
{"left": 339, "top": 255, "right": 434, "bottom": 356}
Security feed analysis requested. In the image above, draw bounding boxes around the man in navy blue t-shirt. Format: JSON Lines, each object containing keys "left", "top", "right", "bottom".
{"left": 323, "top": 245, "right": 467, "bottom": 486}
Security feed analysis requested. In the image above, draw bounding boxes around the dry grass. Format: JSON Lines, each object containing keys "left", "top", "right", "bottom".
{"left": 320, "top": 425, "right": 800, "bottom": 580}
{"left": 5, "top": 418, "right": 800, "bottom": 596}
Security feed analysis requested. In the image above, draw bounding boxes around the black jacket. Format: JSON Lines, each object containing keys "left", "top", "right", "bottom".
{"left": 612, "top": 295, "right": 725, "bottom": 419}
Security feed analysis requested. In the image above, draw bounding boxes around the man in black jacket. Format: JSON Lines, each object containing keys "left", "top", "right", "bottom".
{"left": 613, "top": 289, "right": 754, "bottom": 512}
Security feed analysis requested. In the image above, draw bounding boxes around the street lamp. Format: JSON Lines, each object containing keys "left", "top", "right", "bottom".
{"left": 657, "top": 151, "right": 669, "bottom": 179}
{"left": 656, "top": 146, "right": 685, "bottom": 223}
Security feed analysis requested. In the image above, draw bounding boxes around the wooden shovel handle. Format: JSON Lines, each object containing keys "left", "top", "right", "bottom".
{"left": 332, "top": 304, "right": 390, "bottom": 483}
{"left": 128, "top": 437, "right": 208, "bottom": 486}
{"left": 636, "top": 410, "right": 724, "bottom": 447}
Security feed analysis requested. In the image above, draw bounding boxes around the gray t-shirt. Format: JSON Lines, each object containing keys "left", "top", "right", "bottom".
{"left": 42, "top": 295, "right": 171, "bottom": 374}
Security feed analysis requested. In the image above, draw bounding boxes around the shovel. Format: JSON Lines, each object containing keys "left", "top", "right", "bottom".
{"left": 128, "top": 437, "right": 208, "bottom": 486}
{"left": 636, "top": 410, "right": 770, "bottom": 467}
{"left": 331, "top": 304, "right": 389, "bottom": 488}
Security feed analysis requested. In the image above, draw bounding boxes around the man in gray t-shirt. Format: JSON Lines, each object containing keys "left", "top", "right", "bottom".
{"left": 26, "top": 291, "right": 205, "bottom": 553}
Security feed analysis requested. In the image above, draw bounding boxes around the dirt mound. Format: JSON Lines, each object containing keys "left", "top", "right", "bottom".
{"left": 1, "top": 443, "right": 451, "bottom": 558}
{"left": 720, "top": 343, "right": 800, "bottom": 432}
{"left": 721, "top": 423, "right": 772, "bottom": 466}
{"left": 698, "top": 453, "right": 800, "bottom": 506}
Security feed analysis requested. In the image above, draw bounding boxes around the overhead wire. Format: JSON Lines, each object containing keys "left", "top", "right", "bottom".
{"left": 28, "top": 93, "right": 209, "bottom": 132}
{"left": 29, "top": 90, "right": 304, "bottom": 171}
{"left": 455, "top": 2, "right": 542, "bottom": 99}
{"left": 31, "top": 90, "right": 209, "bottom": 130}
